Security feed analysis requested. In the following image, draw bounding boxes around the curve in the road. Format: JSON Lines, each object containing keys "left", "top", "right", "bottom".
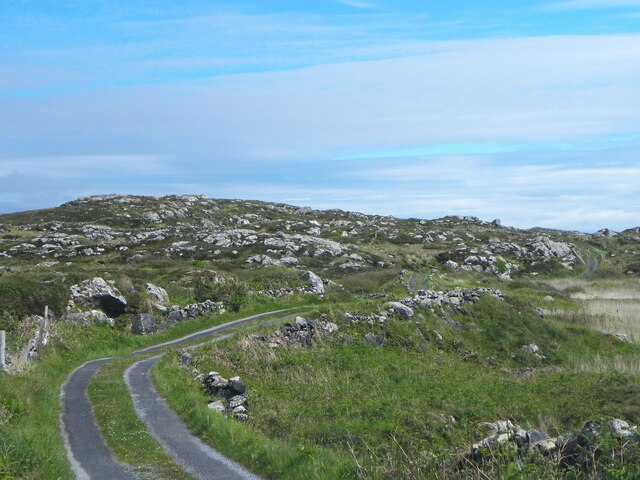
{"left": 60, "top": 308, "right": 297, "bottom": 479}
{"left": 125, "top": 312, "right": 299, "bottom": 480}
{"left": 126, "top": 356, "right": 258, "bottom": 480}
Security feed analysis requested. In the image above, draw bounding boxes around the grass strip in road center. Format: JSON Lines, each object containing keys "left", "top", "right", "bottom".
{"left": 87, "top": 357, "right": 192, "bottom": 480}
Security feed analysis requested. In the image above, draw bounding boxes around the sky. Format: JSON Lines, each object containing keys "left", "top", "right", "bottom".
{"left": 1, "top": 1, "right": 639, "bottom": 232}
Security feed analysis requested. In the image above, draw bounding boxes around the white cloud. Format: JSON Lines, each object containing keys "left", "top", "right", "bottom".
{"left": 0, "top": 155, "right": 168, "bottom": 178}
{"left": 1, "top": 33, "right": 639, "bottom": 230}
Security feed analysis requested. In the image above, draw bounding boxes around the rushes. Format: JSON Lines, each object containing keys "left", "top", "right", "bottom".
{"left": 572, "top": 354, "right": 640, "bottom": 375}
{"left": 581, "top": 299, "right": 640, "bottom": 342}
{"left": 551, "top": 279, "right": 640, "bottom": 342}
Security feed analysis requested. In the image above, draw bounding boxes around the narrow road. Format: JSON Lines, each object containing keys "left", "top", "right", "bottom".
{"left": 408, "top": 272, "right": 417, "bottom": 292}
{"left": 126, "top": 356, "right": 258, "bottom": 480}
{"left": 60, "top": 359, "right": 136, "bottom": 480}
{"left": 60, "top": 309, "right": 296, "bottom": 479}
{"left": 582, "top": 256, "right": 600, "bottom": 275}
{"left": 419, "top": 273, "right": 427, "bottom": 291}
{"left": 125, "top": 313, "right": 299, "bottom": 480}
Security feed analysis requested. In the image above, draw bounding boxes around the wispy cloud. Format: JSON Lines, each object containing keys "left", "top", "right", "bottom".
{"left": 545, "top": 0, "right": 640, "bottom": 10}
{"left": 335, "top": 0, "right": 376, "bottom": 9}
{"left": 1, "top": 3, "right": 639, "bottom": 230}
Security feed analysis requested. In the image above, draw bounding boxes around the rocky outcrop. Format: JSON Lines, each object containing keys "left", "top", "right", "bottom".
{"left": 440, "top": 236, "right": 581, "bottom": 276}
{"left": 68, "top": 278, "right": 127, "bottom": 317}
{"left": 469, "top": 418, "right": 639, "bottom": 466}
{"left": 524, "top": 235, "right": 581, "bottom": 268}
{"left": 403, "top": 288, "right": 503, "bottom": 312}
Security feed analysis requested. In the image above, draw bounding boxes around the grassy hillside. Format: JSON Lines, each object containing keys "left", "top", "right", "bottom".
{"left": 0, "top": 194, "right": 638, "bottom": 479}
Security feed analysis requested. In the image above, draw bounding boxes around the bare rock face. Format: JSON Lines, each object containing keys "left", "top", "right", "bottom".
{"left": 525, "top": 236, "right": 580, "bottom": 268}
{"left": 68, "top": 278, "right": 127, "bottom": 317}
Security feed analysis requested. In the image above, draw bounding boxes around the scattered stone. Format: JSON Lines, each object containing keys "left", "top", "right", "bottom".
{"left": 198, "top": 371, "right": 250, "bottom": 420}
{"left": 470, "top": 417, "right": 639, "bottom": 464}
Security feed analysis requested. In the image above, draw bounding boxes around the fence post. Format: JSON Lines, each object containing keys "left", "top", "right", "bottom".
{"left": 36, "top": 306, "right": 49, "bottom": 353}
{"left": 0, "top": 330, "right": 5, "bottom": 369}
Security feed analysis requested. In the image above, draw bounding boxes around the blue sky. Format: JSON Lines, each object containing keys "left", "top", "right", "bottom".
{"left": 1, "top": 1, "right": 639, "bottom": 231}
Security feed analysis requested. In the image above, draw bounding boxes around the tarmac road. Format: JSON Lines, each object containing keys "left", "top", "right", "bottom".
{"left": 60, "top": 309, "right": 297, "bottom": 479}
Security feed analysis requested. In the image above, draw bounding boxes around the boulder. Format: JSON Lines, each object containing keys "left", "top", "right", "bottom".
{"left": 228, "top": 377, "right": 247, "bottom": 395}
{"left": 69, "top": 277, "right": 127, "bottom": 317}
{"left": 207, "top": 400, "right": 227, "bottom": 414}
{"left": 229, "top": 394, "right": 248, "bottom": 409}
{"left": 521, "top": 344, "right": 540, "bottom": 354}
{"left": 132, "top": 313, "right": 157, "bottom": 335}
{"left": 385, "top": 302, "right": 414, "bottom": 318}
{"left": 364, "top": 332, "right": 385, "bottom": 346}
{"left": 300, "top": 271, "right": 325, "bottom": 295}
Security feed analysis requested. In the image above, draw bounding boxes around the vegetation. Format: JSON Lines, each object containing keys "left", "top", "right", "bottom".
{"left": 1, "top": 195, "right": 640, "bottom": 479}
{"left": 87, "top": 358, "right": 190, "bottom": 479}
{"left": 0, "top": 301, "right": 307, "bottom": 479}
{"left": 158, "top": 296, "right": 640, "bottom": 479}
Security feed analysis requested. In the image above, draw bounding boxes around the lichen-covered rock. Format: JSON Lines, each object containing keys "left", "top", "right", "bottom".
{"left": 65, "top": 310, "right": 114, "bottom": 326}
{"left": 132, "top": 313, "right": 157, "bottom": 335}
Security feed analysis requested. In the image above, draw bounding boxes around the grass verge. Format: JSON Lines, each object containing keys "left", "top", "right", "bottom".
{"left": 153, "top": 351, "right": 356, "bottom": 480}
{"left": 154, "top": 298, "right": 640, "bottom": 479}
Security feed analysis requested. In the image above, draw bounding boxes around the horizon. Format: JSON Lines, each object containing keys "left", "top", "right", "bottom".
{"left": 0, "top": 192, "right": 629, "bottom": 235}
{"left": 1, "top": 1, "right": 639, "bottom": 231}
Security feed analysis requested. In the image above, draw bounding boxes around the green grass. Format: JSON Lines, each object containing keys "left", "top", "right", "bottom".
{"left": 154, "top": 297, "right": 640, "bottom": 479}
{"left": 153, "top": 354, "right": 356, "bottom": 480}
{"left": 0, "top": 297, "right": 314, "bottom": 479}
{"left": 87, "top": 358, "right": 190, "bottom": 479}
